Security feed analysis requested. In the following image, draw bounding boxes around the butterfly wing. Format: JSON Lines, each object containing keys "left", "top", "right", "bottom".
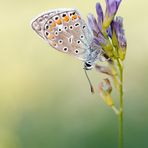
{"left": 31, "top": 9, "right": 93, "bottom": 61}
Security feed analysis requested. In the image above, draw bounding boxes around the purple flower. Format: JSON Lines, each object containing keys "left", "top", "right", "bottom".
{"left": 87, "top": 12, "right": 114, "bottom": 57}
{"left": 106, "top": 0, "right": 121, "bottom": 17}
{"left": 103, "top": 0, "right": 122, "bottom": 28}
{"left": 87, "top": 13, "right": 107, "bottom": 45}
{"left": 112, "top": 17, "right": 126, "bottom": 49}
{"left": 112, "top": 16, "right": 127, "bottom": 60}
{"left": 87, "top": 13, "right": 99, "bottom": 34}
{"left": 107, "top": 26, "right": 112, "bottom": 38}
{"left": 87, "top": 0, "right": 125, "bottom": 59}
{"left": 96, "top": 2, "right": 104, "bottom": 30}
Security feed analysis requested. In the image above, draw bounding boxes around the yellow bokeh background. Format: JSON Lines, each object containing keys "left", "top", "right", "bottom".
{"left": 0, "top": 0, "right": 148, "bottom": 148}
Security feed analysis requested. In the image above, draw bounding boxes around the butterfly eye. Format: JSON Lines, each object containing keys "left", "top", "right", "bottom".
{"left": 58, "top": 28, "right": 62, "bottom": 32}
{"left": 80, "top": 35, "right": 84, "bottom": 39}
{"left": 83, "top": 25, "right": 86, "bottom": 29}
{"left": 74, "top": 23, "right": 80, "bottom": 27}
{"left": 45, "top": 24, "right": 49, "bottom": 29}
{"left": 45, "top": 31, "right": 49, "bottom": 36}
{"left": 63, "top": 47, "right": 68, "bottom": 52}
{"left": 49, "top": 20, "right": 53, "bottom": 24}
{"left": 62, "top": 13, "right": 67, "bottom": 17}
{"left": 77, "top": 40, "right": 81, "bottom": 44}
{"left": 64, "top": 26, "right": 68, "bottom": 30}
{"left": 54, "top": 16, "right": 59, "bottom": 20}
{"left": 58, "top": 39, "right": 63, "bottom": 44}
{"left": 54, "top": 31, "right": 59, "bottom": 36}
{"left": 75, "top": 49, "right": 79, "bottom": 54}
{"left": 69, "top": 25, "right": 73, "bottom": 30}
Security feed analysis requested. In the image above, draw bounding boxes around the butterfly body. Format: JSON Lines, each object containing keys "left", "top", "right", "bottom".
{"left": 31, "top": 8, "right": 103, "bottom": 70}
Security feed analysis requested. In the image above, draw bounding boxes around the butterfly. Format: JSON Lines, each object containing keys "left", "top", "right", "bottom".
{"left": 31, "top": 8, "right": 105, "bottom": 93}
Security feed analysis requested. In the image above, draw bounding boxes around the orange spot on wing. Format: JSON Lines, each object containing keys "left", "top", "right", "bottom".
{"left": 63, "top": 16, "right": 69, "bottom": 22}
{"left": 48, "top": 34, "right": 55, "bottom": 40}
{"left": 51, "top": 22, "right": 56, "bottom": 28}
{"left": 48, "top": 27, "right": 53, "bottom": 32}
{"left": 49, "top": 22, "right": 56, "bottom": 31}
{"left": 55, "top": 19, "right": 62, "bottom": 25}
{"left": 52, "top": 42, "right": 57, "bottom": 47}
{"left": 72, "top": 15, "right": 77, "bottom": 20}
{"left": 78, "top": 15, "right": 81, "bottom": 19}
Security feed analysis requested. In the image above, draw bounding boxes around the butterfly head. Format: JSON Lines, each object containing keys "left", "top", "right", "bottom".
{"left": 84, "top": 61, "right": 94, "bottom": 70}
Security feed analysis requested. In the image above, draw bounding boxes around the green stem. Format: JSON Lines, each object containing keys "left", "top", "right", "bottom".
{"left": 117, "top": 59, "right": 123, "bottom": 148}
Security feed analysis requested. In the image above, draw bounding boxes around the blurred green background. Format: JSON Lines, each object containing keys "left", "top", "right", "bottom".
{"left": 0, "top": 0, "right": 148, "bottom": 148}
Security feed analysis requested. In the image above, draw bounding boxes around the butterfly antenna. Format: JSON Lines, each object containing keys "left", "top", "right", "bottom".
{"left": 84, "top": 69, "right": 95, "bottom": 94}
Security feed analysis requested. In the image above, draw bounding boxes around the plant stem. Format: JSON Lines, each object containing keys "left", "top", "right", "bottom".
{"left": 117, "top": 59, "right": 123, "bottom": 148}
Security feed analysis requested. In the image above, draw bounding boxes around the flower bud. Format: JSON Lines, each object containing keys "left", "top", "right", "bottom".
{"left": 103, "top": 0, "right": 122, "bottom": 29}
{"left": 111, "top": 17, "right": 127, "bottom": 60}
{"left": 96, "top": 2, "right": 104, "bottom": 30}
{"left": 98, "top": 78, "right": 114, "bottom": 106}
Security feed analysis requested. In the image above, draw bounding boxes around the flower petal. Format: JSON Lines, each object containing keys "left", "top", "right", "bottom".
{"left": 87, "top": 13, "right": 99, "bottom": 33}
{"left": 96, "top": 2, "right": 104, "bottom": 30}
{"left": 107, "top": 25, "right": 112, "bottom": 38}
{"left": 106, "top": 0, "right": 121, "bottom": 17}
{"left": 94, "top": 35, "right": 106, "bottom": 45}
{"left": 112, "top": 16, "right": 127, "bottom": 60}
{"left": 103, "top": 0, "right": 122, "bottom": 28}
